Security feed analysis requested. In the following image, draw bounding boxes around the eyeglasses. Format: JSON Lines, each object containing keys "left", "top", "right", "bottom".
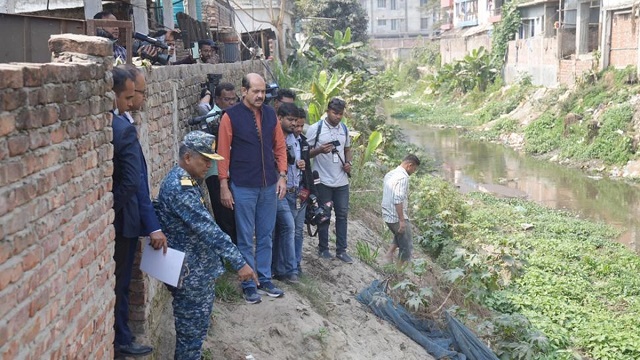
{"left": 219, "top": 97, "right": 236, "bottom": 102}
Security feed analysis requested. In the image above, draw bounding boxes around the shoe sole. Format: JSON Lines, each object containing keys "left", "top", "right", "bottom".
{"left": 257, "top": 289, "right": 284, "bottom": 298}
{"left": 244, "top": 297, "right": 262, "bottom": 304}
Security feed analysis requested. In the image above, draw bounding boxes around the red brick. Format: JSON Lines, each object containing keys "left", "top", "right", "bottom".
{"left": 1, "top": 339, "right": 20, "bottom": 358}
{"left": 41, "top": 104, "right": 59, "bottom": 126}
{"left": 16, "top": 108, "right": 43, "bottom": 130}
{"left": 28, "top": 128, "right": 50, "bottom": 150}
{"left": 10, "top": 229, "right": 36, "bottom": 256}
{"left": 22, "top": 245, "right": 43, "bottom": 272}
{"left": 1, "top": 89, "right": 26, "bottom": 111}
{"left": 0, "top": 64, "right": 24, "bottom": 88}
{"left": 20, "top": 315, "right": 42, "bottom": 344}
{"left": 0, "top": 138, "right": 7, "bottom": 161}
{"left": 19, "top": 64, "right": 43, "bottom": 87}
{"left": 2, "top": 210, "right": 29, "bottom": 238}
{"left": 0, "top": 112, "right": 17, "bottom": 136}
{"left": 7, "top": 133, "right": 30, "bottom": 156}
{"left": 28, "top": 288, "right": 49, "bottom": 317}
{"left": 0, "top": 287, "right": 17, "bottom": 319}
{"left": 0, "top": 257, "right": 23, "bottom": 291}
{"left": 0, "top": 241, "right": 13, "bottom": 263}
{"left": 50, "top": 125, "right": 65, "bottom": 144}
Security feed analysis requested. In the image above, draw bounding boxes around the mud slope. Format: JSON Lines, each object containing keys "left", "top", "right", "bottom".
{"left": 205, "top": 219, "right": 435, "bottom": 360}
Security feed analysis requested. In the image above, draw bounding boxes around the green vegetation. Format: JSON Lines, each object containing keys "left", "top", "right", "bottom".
{"left": 279, "top": 24, "right": 640, "bottom": 359}
{"left": 355, "top": 240, "right": 380, "bottom": 266}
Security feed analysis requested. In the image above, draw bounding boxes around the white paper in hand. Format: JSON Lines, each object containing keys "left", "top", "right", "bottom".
{"left": 140, "top": 238, "right": 185, "bottom": 287}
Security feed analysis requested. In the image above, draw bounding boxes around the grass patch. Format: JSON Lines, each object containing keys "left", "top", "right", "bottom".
{"left": 355, "top": 240, "right": 380, "bottom": 265}
{"left": 292, "top": 276, "right": 332, "bottom": 317}
{"left": 214, "top": 272, "right": 243, "bottom": 303}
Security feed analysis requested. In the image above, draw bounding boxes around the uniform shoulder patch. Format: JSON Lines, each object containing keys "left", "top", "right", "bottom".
{"left": 180, "top": 176, "right": 193, "bottom": 187}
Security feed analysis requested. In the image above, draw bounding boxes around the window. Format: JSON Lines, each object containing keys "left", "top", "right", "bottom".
{"left": 377, "top": 0, "right": 386, "bottom": 8}
{"left": 420, "top": 0, "right": 428, "bottom": 6}
{"left": 377, "top": 19, "right": 387, "bottom": 26}
{"left": 391, "top": 19, "right": 399, "bottom": 30}
{"left": 421, "top": 17, "right": 429, "bottom": 29}
{"left": 390, "top": 0, "right": 397, "bottom": 10}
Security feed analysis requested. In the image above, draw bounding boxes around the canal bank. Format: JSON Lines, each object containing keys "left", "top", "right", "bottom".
{"left": 392, "top": 120, "right": 640, "bottom": 253}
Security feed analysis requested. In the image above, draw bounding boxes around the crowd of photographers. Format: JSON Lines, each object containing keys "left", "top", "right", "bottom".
{"left": 94, "top": 11, "right": 222, "bottom": 66}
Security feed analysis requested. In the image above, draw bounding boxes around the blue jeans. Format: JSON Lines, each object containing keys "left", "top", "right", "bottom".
{"left": 273, "top": 196, "right": 297, "bottom": 277}
{"left": 286, "top": 193, "right": 307, "bottom": 271}
{"left": 316, "top": 184, "right": 350, "bottom": 254}
{"left": 231, "top": 182, "right": 277, "bottom": 290}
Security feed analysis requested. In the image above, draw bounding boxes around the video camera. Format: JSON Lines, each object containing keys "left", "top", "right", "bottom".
{"left": 305, "top": 194, "right": 332, "bottom": 227}
{"left": 202, "top": 73, "right": 222, "bottom": 102}
{"left": 188, "top": 110, "right": 223, "bottom": 136}
{"left": 133, "top": 32, "right": 171, "bottom": 65}
{"left": 265, "top": 83, "right": 279, "bottom": 102}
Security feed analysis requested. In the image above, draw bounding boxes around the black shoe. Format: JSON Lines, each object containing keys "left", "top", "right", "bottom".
{"left": 318, "top": 249, "right": 332, "bottom": 259}
{"left": 336, "top": 252, "right": 353, "bottom": 264}
{"left": 115, "top": 342, "right": 153, "bottom": 357}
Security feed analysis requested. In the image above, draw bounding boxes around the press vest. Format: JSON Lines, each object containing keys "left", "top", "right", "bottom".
{"left": 226, "top": 102, "right": 278, "bottom": 187}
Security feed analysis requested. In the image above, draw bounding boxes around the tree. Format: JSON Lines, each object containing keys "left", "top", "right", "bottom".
{"left": 299, "top": 0, "right": 368, "bottom": 43}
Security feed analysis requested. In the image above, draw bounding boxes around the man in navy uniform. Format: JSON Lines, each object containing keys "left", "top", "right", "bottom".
{"left": 154, "top": 131, "right": 257, "bottom": 360}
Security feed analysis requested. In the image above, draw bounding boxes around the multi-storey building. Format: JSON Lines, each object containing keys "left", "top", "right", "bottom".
{"left": 361, "top": 0, "right": 440, "bottom": 59}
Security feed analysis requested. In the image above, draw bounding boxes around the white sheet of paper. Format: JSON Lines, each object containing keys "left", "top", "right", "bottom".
{"left": 140, "top": 238, "right": 185, "bottom": 287}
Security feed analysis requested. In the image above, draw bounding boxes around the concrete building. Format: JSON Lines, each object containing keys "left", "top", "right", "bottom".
{"left": 362, "top": 0, "right": 440, "bottom": 60}
{"left": 362, "top": 0, "right": 439, "bottom": 38}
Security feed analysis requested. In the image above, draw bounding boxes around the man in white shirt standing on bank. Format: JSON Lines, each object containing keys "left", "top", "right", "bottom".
{"left": 381, "top": 154, "right": 421, "bottom": 264}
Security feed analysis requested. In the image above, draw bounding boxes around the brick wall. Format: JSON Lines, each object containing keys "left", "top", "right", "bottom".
{"left": 0, "top": 32, "right": 266, "bottom": 359}
{"left": 0, "top": 34, "right": 115, "bottom": 359}
{"left": 609, "top": 11, "right": 638, "bottom": 68}
{"left": 558, "top": 57, "right": 595, "bottom": 87}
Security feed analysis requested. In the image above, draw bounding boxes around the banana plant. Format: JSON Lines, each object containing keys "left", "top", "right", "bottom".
{"left": 299, "top": 70, "right": 353, "bottom": 124}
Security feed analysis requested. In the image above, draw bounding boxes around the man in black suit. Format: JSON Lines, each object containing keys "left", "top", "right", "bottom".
{"left": 111, "top": 66, "right": 167, "bottom": 357}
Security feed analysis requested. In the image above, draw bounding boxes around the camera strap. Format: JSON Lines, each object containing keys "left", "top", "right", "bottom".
{"left": 314, "top": 119, "right": 348, "bottom": 150}
{"left": 306, "top": 223, "right": 318, "bottom": 237}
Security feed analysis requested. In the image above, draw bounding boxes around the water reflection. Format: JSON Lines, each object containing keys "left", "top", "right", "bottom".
{"left": 397, "top": 122, "right": 640, "bottom": 252}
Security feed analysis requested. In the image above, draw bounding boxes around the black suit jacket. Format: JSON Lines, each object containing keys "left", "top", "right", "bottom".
{"left": 112, "top": 112, "right": 161, "bottom": 238}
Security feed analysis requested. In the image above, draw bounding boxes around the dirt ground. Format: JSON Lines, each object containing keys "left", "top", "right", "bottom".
{"left": 204, "top": 219, "right": 436, "bottom": 360}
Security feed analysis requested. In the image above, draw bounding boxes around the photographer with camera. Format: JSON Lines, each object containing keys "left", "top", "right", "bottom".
{"left": 93, "top": 11, "right": 127, "bottom": 62}
{"left": 306, "top": 97, "right": 354, "bottom": 264}
{"left": 198, "top": 82, "right": 238, "bottom": 244}
{"left": 272, "top": 103, "right": 307, "bottom": 283}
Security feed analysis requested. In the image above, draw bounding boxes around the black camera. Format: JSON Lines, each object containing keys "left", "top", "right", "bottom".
{"left": 286, "top": 145, "right": 296, "bottom": 165}
{"left": 265, "top": 83, "right": 279, "bottom": 102}
{"left": 188, "top": 110, "right": 223, "bottom": 136}
{"left": 305, "top": 194, "right": 332, "bottom": 226}
{"left": 201, "top": 73, "right": 222, "bottom": 105}
{"left": 330, "top": 140, "right": 341, "bottom": 148}
{"left": 133, "top": 32, "right": 171, "bottom": 65}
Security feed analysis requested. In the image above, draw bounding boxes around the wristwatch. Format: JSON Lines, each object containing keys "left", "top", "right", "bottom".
{"left": 279, "top": 172, "right": 287, "bottom": 179}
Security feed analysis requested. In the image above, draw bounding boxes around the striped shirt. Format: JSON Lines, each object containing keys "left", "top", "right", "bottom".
{"left": 381, "top": 166, "right": 410, "bottom": 223}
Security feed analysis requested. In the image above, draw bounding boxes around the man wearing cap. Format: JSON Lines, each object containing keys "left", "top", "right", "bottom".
{"left": 306, "top": 97, "right": 354, "bottom": 264}
{"left": 154, "top": 130, "right": 258, "bottom": 360}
